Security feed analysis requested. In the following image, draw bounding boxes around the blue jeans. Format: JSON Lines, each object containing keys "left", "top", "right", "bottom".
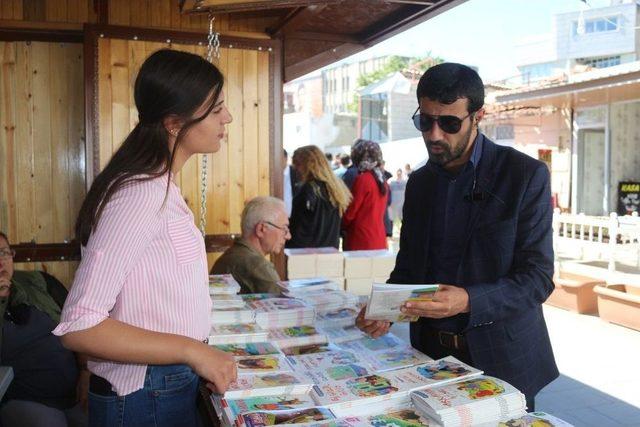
{"left": 88, "top": 364, "right": 200, "bottom": 427}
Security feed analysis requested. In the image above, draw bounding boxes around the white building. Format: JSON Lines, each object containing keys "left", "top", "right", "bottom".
{"left": 515, "top": 0, "right": 640, "bottom": 83}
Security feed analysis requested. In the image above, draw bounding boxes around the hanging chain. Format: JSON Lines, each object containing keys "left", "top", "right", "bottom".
{"left": 200, "top": 13, "right": 221, "bottom": 236}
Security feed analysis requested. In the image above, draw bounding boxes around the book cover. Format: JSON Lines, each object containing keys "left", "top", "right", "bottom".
{"left": 212, "top": 342, "right": 281, "bottom": 357}
{"left": 239, "top": 407, "right": 335, "bottom": 427}
{"left": 236, "top": 355, "right": 293, "bottom": 374}
{"left": 365, "top": 283, "right": 439, "bottom": 322}
{"left": 225, "top": 372, "right": 313, "bottom": 399}
{"left": 302, "top": 364, "right": 371, "bottom": 383}
{"left": 318, "top": 325, "right": 366, "bottom": 344}
{"left": 223, "top": 394, "right": 317, "bottom": 419}
{"left": 498, "top": 411, "right": 575, "bottom": 427}
{"left": 287, "top": 350, "right": 360, "bottom": 371}
{"left": 281, "top": 343, "right": 341, "bottom": 356}
{"left": 209, "top": 274, "right": 241, "bottom": 295}
{"left": 268, "top": 326, "right": 328, "bottom": 348}
{"left": 338, "top": 333, "right": 406, "bottom": 354}
{"left": 361, "top": 347, "right": 433, "bottom": 372}
{"left": 315, "top": 308, "right": 358, "bottom": 328}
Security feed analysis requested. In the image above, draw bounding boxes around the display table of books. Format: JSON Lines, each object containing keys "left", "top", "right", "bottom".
{"left": 207, "top": 275, "right": 573, "bottom": 427}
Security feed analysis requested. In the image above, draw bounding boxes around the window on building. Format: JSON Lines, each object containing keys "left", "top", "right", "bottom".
{"left": 495, "top": 124, "right": 515, "bottom": 140}
{"left": 577, "top": 55, "right": 621, "bottom": 69}
{"left": 573, "top": 16, "right": 619, "bottom": 35}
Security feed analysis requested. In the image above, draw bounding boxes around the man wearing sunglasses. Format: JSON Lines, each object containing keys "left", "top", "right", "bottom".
{"left": 211, "top": 196, "right": 291, "bottom": 294}
{"left": 356, "top": 63, "right": 558, "bottom": 411}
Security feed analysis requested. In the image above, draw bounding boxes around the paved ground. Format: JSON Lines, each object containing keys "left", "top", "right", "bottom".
{"left": 390, "top": 304, "right": 640, "bottom": 426}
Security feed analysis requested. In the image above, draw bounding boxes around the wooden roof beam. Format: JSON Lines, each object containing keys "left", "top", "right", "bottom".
{"left": 267, "top": 2, "right": 342, "bottom": 37}
{"left": 286, "top": 31, "right": 359, "bottom": 44}
{"left": 384, "top": 0, "right": 436, "bottom": 4}
{"left": 181, "top": 0, "right": 341, "bottom": 14}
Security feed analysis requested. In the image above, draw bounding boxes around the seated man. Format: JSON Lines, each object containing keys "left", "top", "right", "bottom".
{"left": 0, "top": 232, "right": 88, "bottom": 427}
{"left": 211, "top": 197, "right": 291, "bottom": 294}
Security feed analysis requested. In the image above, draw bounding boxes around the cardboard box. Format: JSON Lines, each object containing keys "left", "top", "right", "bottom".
{"left": 285, "top": 248, "right": 317, "bottom": 279}
{"left": 371, "top": 250, "right": 396, "bottom": 278}
{"left": 345, "top": 278, "right": 374, "bottom": 296}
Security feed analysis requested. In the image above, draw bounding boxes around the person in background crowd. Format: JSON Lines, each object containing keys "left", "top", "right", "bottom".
{"left": 282, "top": 149, "right": 299, "bottom": 217}
{"left": 53, "top": 49, "right": 237, "bottom": 426}
{"left": 287, "top": 145, "right": 352, "bottom": 249}
{"left": 389, "top": 168, "right": 407, "bottom": 223}
{"left": 334, "top": 155, "right": 351, "bottom": 179}
{"left": 342, "top": 139, "right": 389, "bottom": 250}
{"left": 356, "top": 62, "right": 557, "bottom": 411}
{"left": 342, "top": 139, "right": 365, "bottom": 190}
{"left": 0, "top": 232, "right": 88, "bottom": 427}
{"left": 380, "top": 160, "right": 394, "bottom": 238}
{"left": 211, "top": 197, "right": 290, "bottom": 294}
{"left": 325, "top": 152, "right": 334, "bottom": 168}
{"left": 404, "top": 163, "right": 413, "bottom": 177}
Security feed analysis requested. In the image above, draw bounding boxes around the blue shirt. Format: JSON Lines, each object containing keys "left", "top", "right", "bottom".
{"left": 425, "top": 132, "right": 484, "bottom": 332}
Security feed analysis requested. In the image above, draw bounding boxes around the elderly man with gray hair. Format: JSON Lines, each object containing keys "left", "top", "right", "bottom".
{"left": 211, "top": 196, "right": 291, "bottom": 294}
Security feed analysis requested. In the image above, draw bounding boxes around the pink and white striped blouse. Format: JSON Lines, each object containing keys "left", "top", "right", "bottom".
{"left": 53, "top": 175, "right": 211, "bottom": 396}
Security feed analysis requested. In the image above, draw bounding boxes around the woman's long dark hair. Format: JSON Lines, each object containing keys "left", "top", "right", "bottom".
{"left": 76, "top": 49, "right": 224, "bottom": 245}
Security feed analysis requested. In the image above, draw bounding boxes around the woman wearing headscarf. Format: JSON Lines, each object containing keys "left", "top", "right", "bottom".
{"left": 342, "top": 139, "right": 389, "bottom": 250}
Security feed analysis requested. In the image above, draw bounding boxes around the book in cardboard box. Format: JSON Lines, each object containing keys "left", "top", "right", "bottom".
{"left": 209, "top": 323, "right": 269, "bottom": 345}
{"left": 268, "top": 325, "right": 327, "bottom": 348}
{"left": 410, "top": 375, "right": 526, "bottom": 427}
{"left": 311, "top": 356, "right": 482, "bottom": 411}
{"left": 224, "top": 371, "right": 314, "bottom": 399}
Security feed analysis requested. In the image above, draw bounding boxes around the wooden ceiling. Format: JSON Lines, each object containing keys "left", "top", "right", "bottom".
{"left": 181, "top": 0, "right": 467, "bottom": 81}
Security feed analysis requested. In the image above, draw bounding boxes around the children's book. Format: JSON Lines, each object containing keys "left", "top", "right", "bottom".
{"left": 268, "top": 325, "right": 328, "bottom": 348}
{"left": 365, "top": 283, "right": 439, "bottom": 322}
{"left": 280, "top": 343, "right": 341, "bottom": 356}
{"left": 212, "top": 342, "right": 281, "bottom": 357}
{"left": 286, "top": 350, "right": 360, "bottom": 372}
{"left": 497, "top": 411, "right": 574, "bottom": 427}
{"left": 211, "top": 304, "right": 255, "bottom": 325}
{"left": 209, "top": 274, "right": 241, "bottom": 295}
{"left": 337, "top": 333, "right": 406, "bottom": 354}
{"left": 410, "top": 375, "right": 526, "bottom": 427}
{"left": 315, "top": 308, "right": 358, "bottom": 329}
{"left": 320, "top": 406, "right": 432, "bottom": 427}
{"left": 317, "top": 325, "right": 366, "bottom": 344}
{"left": 360, "top": 347, "right": 433, "bottom": 372}
{"left": 236, "top": 354, "right": 293, "bottom": 374}
{"left": 209, "top": 323, "right": 269, "bottom": 345}
{"left": 238, "top": 407, "right": 336, "bottom": 427}
{"left": 211, "top": 293, "right": 246, "bottom": 309}
{"left": 215, "top": 394, "right": 318, "bottom": 426}
{"left": 224, "top": 372, "right": 314, "bottom": 399}
{"left": 301, "top": 364, "right": 371, "bottom": 384}
{"left": 312, "top": 356, "right": 482, "bottom": 410}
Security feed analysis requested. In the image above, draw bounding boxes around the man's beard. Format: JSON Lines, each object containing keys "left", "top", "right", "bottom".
{"left": 426, "top": 125, "right": 474, "bottom": 166}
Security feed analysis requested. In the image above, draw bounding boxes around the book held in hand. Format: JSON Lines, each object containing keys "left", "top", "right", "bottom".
{"left": 365, "top": 283, "right": 439, "bottom": 322}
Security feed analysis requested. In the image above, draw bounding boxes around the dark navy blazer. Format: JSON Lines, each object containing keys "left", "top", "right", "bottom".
{"left": 389, "top": 135, "right": 559, "bottom": 399}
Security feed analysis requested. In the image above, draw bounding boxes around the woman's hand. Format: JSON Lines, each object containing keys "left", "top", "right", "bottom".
{"left": 355, "top": 305, "right": 391, "bottom": 339}
{"left": 185, "top": 342, "right": 237, "bottom": 394}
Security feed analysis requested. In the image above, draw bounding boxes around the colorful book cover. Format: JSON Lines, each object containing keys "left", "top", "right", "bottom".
{"left": 225, "top": 372, "right": 313, "bottom": 399}
{"left": 287, "top": 350, "right": 360, "bottom": 371}
{"left": 268, "top": 326, "right": 328, "bottom": 348}
{"left": 212, "top": 323, "right": 265, "bottom": 335}
{"left": 315, "top": 308, "right": 358, "bottom": 328}
{"left": 240, "top": 407, "right": 336, "bottom": 427}
{"left": 365, "top": 284, "right": 439, "bottom": 322}
{"left": 318, "top": 325, "right": 366, "bottom": 344}
{"left": 302, "top": 364, "right": 371, "bottom": 383}
{"left": 212, "top": 342, "right": 281, "bottom": 357}
{"left": 338, "top": 333, "right": 406, "bottom": 354}
{"left": 209, "top": 274, "right": 241, "bottom": 295}
{"left": 281, "top": 343, "right": 340, "bottom": 356}
{"left": 361, "top": 347, "right": 433, "bottom": 372}
{"left": 248, "top": 298, "right": 310, "bottom": 312}
{"left": 236, "top": 355, "right": 292, "bottom": 374}
{"left": 242, "top": 293, "right": 280, "bottom": 302}
{"left": 224, "top": 394, "right": 316, "bottom": 417}
{"left": 498, "top": 411, "right": 575, "bottom": 427}
{"left": 209, "top": 323, "right": 269, "bottom": 345}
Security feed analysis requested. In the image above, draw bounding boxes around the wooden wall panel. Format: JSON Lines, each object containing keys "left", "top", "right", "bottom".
{"left": 0, "top": 0, "right": 96, "bottom": 24}
{"left": 94, "top": 38, "right": 272, "bottom": 262}
{"left": 0, "top": 41, "right": 85, "bottom": 286}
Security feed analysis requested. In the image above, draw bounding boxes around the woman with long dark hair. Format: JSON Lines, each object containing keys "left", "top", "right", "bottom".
{"left": 287, "top": 145, "right": 351, "bottom": 249}
{"left": 342, "top": 139, "right": 389, "bottom": 250}
{"left": 52, "top": 49, "right": 236, "bottom": 426}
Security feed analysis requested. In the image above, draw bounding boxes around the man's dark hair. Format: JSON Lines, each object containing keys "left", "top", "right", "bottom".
{"left": 325, "top": 152, "right": 333, "bottom": 161}
{"left": 283, "top": 148, "right": 288, "bottom": 158}
{"left": 0, "top": 231, "right": 8, "bottom": 245}
{"left": 416, "top": 63, "right": 484, "bottom": 113}
{"left": 340, "top": 155, "right": 351, "bottom": 167}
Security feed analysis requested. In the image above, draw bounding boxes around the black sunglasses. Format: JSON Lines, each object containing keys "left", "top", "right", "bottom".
{"left": 411, "top": 107, "right": 473, "bottom": 134}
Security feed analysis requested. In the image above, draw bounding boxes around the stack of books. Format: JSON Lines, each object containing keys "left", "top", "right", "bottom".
{"left": 498, "top": 411, "right": 574, "bottom": 427}
{"left": 410, "top": 375, "right": 527, "bottom": 426}
{"left": 267, "top": 325, "right": 328, "bottom": 348}
{"left": 235, "top": 407, "right": 336, "bottom": 426}
{"left": 224, "top": 371, "right": 314, "bottom": 400}
{"left": 211, "top": 303, "right": 255, "bottom": 326}
{"left": 209, "top": 274, "right": 241, "bottom": 295}
{"left": 286, "top": 349, "right": 373, "bottom": 384}
{"left": 316, "top": 325, "right": 366, "bottom": 344}
{"left": 211, "top": 342, "right": 281, "bottom": 357}
{"left": 292, "top": 289, "right": 360, "bottom": 314}
{"left": 211, "top": 294, "right": 245, "bottom": 310}
{"left": 315, "top": 307, "right": 358, "bottom": 329}
{"left": 312, "top": 356, "right": 482, "bottom": 414}
{"left": 212, "top": 394, "right": 320, "bottom": 427}
{"left": 247, "top": 297, "right": 316, "bottom": 329}
{"left": 329, "top": 401, "right": 432, "bottom": 426}
{"left": 209, "top": 323, "right": 269, "bottom": 345}
{"left": 277, "top": 278, "right": 341, "bottom": 296}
